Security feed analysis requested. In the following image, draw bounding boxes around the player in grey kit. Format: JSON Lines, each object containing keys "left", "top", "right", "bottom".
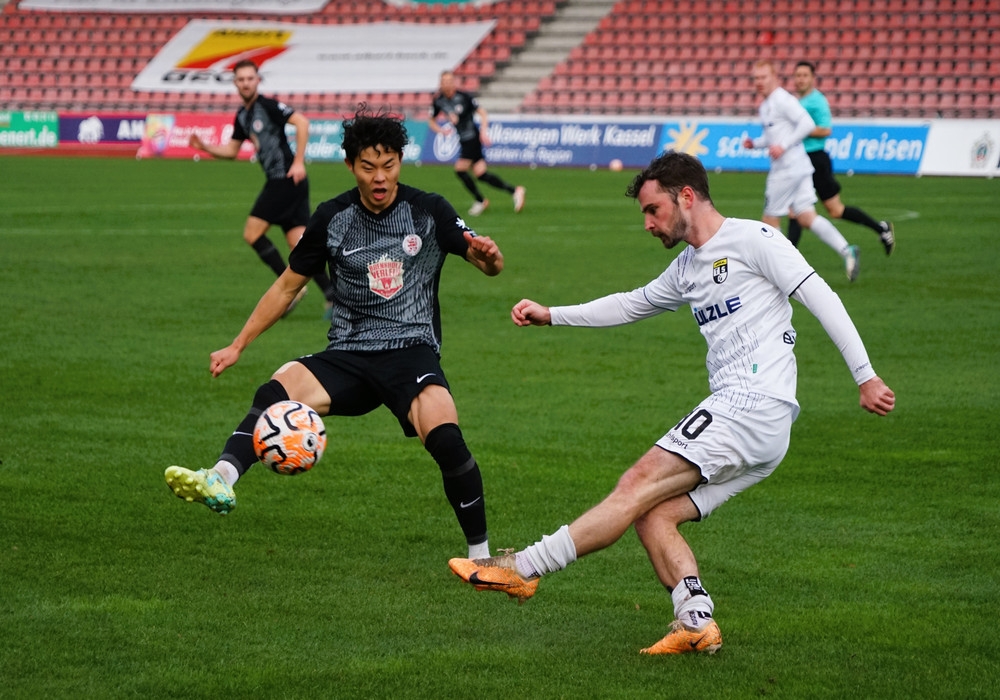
{"left": 189, "top": 59, "right": 334, "bottom": 316}
{"left": 429, "top": 70, "right": 525, "bottom": 217}
{"left": 167, "top": 107, "right": 505, "bottom": 560}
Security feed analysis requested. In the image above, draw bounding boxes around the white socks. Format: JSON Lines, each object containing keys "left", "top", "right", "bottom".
{"left": 808, "top": 215, "right": 851, "bottom": 256}
{"left": 468, "top": 541, "right": 490, "bottom": 560}
{"left": 212, "top": 461, "right": 240, "bottom": 487}
{"left": 514, "top": 524, "right": 577, "bottom": 579}
{"left": 672, "top": 576, "right": 715, "bottom": 630}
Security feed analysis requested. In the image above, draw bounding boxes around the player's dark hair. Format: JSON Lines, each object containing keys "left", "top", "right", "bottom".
{"left": 795, "top": 60, "right": 817, "bottom": 74}
{"left": 626, "top": 151, "right": 712, "bottom": 203}
{"left": 232, "top": 59, "right": 259, "bottom": 73}
{"left": 341, "top": 104, "right": 408, "bottom": 164}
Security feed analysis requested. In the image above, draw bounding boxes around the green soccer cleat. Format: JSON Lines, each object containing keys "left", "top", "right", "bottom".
{"left": 165, "top": 466, "right": 236, "bottom": 515}
{"left": 844, "top": 244, "right": 861, "bottom": 282}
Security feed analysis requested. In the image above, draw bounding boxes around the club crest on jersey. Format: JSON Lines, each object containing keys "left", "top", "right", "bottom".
{"left": 402, "top": 234, "right": 422, "bottom": 256}
{"left": 367, "top": 256, "right": 404, "bottom": 299}
{"left": 252, "top": 118, "right": 263, "bottom": 132}
{"left": 712, "top": 258, "right": 728, "bottom": 284}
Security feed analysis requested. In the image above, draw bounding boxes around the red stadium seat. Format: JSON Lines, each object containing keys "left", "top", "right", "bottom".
{"left": 0, "top": 1, "right": 996, "bottom": 119}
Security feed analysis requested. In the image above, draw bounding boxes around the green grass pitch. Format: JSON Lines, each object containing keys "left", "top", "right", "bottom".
{"left": 1, "top": 154, "right": 998, "bottom": 698}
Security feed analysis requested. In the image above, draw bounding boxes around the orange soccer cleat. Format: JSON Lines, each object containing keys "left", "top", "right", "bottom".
{"left": 448, "top": 553, "right": 539, "bottom": 604}
{"left": 640, "top": 619, "right": 723, "bottom": 655}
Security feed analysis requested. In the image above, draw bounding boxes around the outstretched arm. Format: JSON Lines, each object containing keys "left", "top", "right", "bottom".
{"left": 189, "top": 133, "right": 243, "bottom": 160}
{"left": 210, "top": 268, "right": 310, "bottom": 377}
{"left": 464, "top": 231, "right": 503, "bottom": 276}
{"left": 792, "top": 274, "right": 895, "bottom": 415}
{"left": 513, "top": 287, "right": 668, "bottom": 328}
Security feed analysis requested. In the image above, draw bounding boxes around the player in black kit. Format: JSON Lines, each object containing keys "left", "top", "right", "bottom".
{"left": 166, "top": 107, "right": 505, "bottom": 560}
{"left": 429, "top": 70, "right": 525, "bottom": 216}
{"left": 189, "top": 59, "right": 335, "bottom": 317}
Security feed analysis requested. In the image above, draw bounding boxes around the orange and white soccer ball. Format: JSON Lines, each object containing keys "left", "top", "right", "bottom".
{"left": 253, "top": 401, "right": 327, "bottom": 475}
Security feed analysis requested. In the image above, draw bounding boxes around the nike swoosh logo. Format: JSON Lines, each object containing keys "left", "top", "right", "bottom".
{"left": 459, "top": 497, "right": 481, "bottom": 509}
{"left": 416, "top": 373, "right": 436, "bottom": 383}
{"left": 468, "top": 571, "right": 510, "bottom": 588}
{"left": 343, "top": 246, "right": 368, "bottom": 256}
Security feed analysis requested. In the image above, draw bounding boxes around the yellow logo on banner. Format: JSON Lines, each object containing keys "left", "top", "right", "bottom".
{"left": 177, "top": 29, "right": 292, "bottom": 70}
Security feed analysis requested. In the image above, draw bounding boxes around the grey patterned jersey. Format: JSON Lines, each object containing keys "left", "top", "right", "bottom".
{"left": 430, "top": 90, "right": 479, "bottom": 142}
{"left": 232, "top": 95, "right": 296, "bottom": 180}
{"left": 289, "top": 183, "right": 473, "bottom": 355}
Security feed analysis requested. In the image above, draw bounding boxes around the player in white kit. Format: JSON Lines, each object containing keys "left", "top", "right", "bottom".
{"left": 743, "top": 60, "right": 861, "bottom": 282}
{"left": 447, "top": 151, "right": 895, "bottom": 655}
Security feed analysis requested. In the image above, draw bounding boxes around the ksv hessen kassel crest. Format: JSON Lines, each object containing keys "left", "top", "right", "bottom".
{"left": 713, "top": 258, "right": 728, "bottom": 284}
{"left": 368, "top": 256, "right": 404, "bottom": 299}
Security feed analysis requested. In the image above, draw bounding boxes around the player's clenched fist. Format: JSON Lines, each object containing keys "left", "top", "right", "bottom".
{"left": 512, "top": 299, "right": 551, "bottom": 327}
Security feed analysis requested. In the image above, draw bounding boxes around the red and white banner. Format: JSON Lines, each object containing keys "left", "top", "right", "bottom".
{"left": 131, "top": 19, "right": 496, "bottom": 94}
{"left": 20, "top": 0, "right": 329, "bottom": 12}
{"left": 136, "top": 113, "right": 256, "bottom": 160}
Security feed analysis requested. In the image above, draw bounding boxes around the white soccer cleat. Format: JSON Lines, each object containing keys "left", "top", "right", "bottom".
{"left": 512, "top": 186, "right": 526, "bottom": 213}
{"left": 879, "top": 221, "right": 895, "bottom": 256}
{"left": 468, "top": 199, "right": 489, "bottom": 216}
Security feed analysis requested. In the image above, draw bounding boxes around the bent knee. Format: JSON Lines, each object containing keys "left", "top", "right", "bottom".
{"left": 635, "top": 497, "right": 696, "bottom": 536}
{"left": 271, "top": 362, "right": 330, "bottom": 413}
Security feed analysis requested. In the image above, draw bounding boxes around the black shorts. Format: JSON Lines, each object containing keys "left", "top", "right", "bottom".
{"left": 458, "top": 138, "right": 485, "bottom": 163}
{"left": 250, "top": 177, "right": 311, "bottom": 232}
{"left": 808, "top": 150, "right": 841, "bottom": 201}
{"left": 295, "top": 345, "right": 451, "bottom": 437}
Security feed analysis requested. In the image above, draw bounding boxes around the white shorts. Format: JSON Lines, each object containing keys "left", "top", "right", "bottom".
{"left": 655, "top": 392, "right": 796, "bottom": 519}
{"left": 764, "top": 175, "right": 817, "bottom": 218}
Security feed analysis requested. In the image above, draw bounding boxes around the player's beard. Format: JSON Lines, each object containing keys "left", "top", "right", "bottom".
{"left": 658, "top": 208, "right": 689, "bottom": 249}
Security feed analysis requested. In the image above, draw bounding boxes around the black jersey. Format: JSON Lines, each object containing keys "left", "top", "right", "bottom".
{"left": 232, "top": 95, "right": 297, "bottom": 180}
{"left": 431, "top": 90, "right": 480, "bottom": 143}
{"left": 290, "top": 184, "right": 472, "bottom": 354}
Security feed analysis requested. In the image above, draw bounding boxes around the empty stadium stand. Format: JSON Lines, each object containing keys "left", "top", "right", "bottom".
{"left": 520, "top": 0, "right": 1000, "bottom": 118}
{"left": 0, "top": 0, "right": 559, "bottom": 117}
{"left": 0, "top": 0, "right": 997, "bottom": 118}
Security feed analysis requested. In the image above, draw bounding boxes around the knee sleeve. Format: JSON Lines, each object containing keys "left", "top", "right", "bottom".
{"left": 424, "top": 423, "right": 473, "bottom": 475}
{"left": 256, "top": 379, "right": 289, "bottom": 408}
{"left": 425, "top": 423, "right": 486, "bottom": 546}
{"left": 238, "top": 380, "right": 290, "bottom": 435}
{"left": 251, "top": 235, "right": 276, "bottom": 254}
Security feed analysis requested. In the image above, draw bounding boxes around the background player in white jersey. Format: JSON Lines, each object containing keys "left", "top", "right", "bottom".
{"left": 448, "top": 151, "right": 895, "bottom": 655}
{"left": 787, "top": 61, "right": 895, "bottom": 256}
{"left": 742, "top": 60, "right": 861, "bottom": 282}
{"left": 166, "top": 107, "right": 505, "bottom": 561}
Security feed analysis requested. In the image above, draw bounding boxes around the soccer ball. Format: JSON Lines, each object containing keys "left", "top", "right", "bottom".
{"left": 252, "top": 401, "right": 327, "bottom": 475}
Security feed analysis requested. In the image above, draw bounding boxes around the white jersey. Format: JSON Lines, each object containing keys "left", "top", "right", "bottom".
{"left": 551, "top": 219, "right": 818, "bottom": 412}
{"left": 752, "top": 86, "right": 815, "bottom": 181}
